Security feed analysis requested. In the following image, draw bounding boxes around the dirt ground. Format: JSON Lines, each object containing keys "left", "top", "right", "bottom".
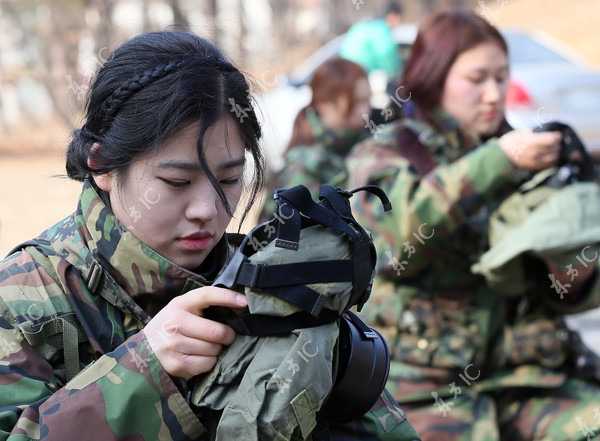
{"left": 2, "top": 0, "right": 600, "bottom": 256}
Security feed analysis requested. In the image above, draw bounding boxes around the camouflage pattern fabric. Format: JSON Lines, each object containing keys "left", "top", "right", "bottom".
{"left": 260, "top": 110, "right": 364, "bottom": 222}
{"left": 0, "top": 180, "right": 420, "bottom": 440}
{"left": 345, "top": 108, "right": 600, "bottom": 440}
{"left": 329, "top": 389, "right": 420, "bottom": 441}
{"left": 397, "top": 376, "right": 600, "bottom": 441}
{"left": 0, "top": 180, "right": 219, "bottom": 440}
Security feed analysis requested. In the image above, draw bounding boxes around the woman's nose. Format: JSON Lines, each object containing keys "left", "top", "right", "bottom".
{"left": 185, "top": 187, "right": 218, "bottom": 222}
{"left": 483, "top": 78, "right": 502, "bottom": 103}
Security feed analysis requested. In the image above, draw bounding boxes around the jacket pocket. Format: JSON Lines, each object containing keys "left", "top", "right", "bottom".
{"left": 492, "top": 315, "right": 567, "bottom": 368}
{"left": 390, "top": 296, "right": 478, "bottom": 369}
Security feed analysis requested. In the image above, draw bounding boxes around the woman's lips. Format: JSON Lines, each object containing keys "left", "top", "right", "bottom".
{"left": 482, "top": 109, "right": 499, "bottom": 119}
{"left": 178, "top": 234, "right": 212, "bottom": 250}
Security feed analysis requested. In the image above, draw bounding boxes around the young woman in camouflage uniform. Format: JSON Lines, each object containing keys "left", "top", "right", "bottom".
{"left": 260, "top": 57, "right": 371, "bottom": 221}
{"left": 0, "top": 31, "right": 420, "bottom": 441}
{"left": 346, "top": 10, "right": 600, "bottom": 441}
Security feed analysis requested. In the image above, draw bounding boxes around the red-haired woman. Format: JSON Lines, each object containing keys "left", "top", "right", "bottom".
{"left": 346, "top": 10, "right": 600, "bottom": 441}
{"left": 261, "top": 57, "right": 371, "bottom": 220}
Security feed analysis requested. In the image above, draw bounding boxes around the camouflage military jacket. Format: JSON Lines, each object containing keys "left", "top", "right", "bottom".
{"left": 345, "top": 110, "right": 600, "bottom": 403}
{"left": 261, "top": 110, "right": 363, "bottom": 221}
{"left": 0, "top": 180, "right": 231, "bottom": 440}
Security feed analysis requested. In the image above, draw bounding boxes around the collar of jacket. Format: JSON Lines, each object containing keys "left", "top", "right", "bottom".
{"left": 74, "top": 179, "right": 231, "bottom": 317}
{"left": 403, "top": 107, "right": 483, "bottom": 163}
{"left": 305, "top": 107, "right": 364, "bottom": 156}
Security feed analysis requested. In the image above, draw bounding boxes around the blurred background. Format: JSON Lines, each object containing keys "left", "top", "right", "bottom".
{"left": 1, "top": 0, "right": 600, "bottom": 255}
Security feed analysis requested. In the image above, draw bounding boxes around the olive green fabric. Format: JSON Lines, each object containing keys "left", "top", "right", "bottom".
{"left": 190, "top": 182, "right": 422, "bottom": 440}
{"left": 191, "top": 225, "right": 359, "bottom": 440}
{"left": 473, "top": 177, "right": 600, "bottom": 312}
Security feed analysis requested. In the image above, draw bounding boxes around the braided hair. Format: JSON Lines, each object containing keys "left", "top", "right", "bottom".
{"left": 66, "top": 31, "right": 264, "bottom": 220}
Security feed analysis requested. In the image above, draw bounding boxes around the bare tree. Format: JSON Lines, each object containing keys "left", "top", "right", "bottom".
{"left": 417, "top": 0, "right": 438, "bottom": 16}
{"left": 141, "top": 0, "right": 151, "bottom": 33}
{"left": 205, "top": 0, "right": 220, "bottom": 45}
{"left": 237, "top": 0, "right": 246, "bottom": 66}
{"left": 1, "top": 0, "right": 86, "bottom": 128}
{"left": 86, "top": 0, "right": 118, "bottom": 66}
{"left": 268, "top": 0, "right": 295, "bottom": 46}
{"left": 168, "top": 0, "right": 189, "bottom": 30}
{"left": 328, "top": 0, "right": 361, "bottom": 36}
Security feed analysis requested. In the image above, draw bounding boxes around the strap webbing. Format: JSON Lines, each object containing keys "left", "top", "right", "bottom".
{"left": 213, "top": 184, "right": 392, "bottom": 335}
{"left": 237, "top": 259, "right": 354, "bottom": 289}
{"left": 61, "top": 317, "right": 81, "bottom": 382}
{"left": 226, "top": 309, "right": 339, "bottom": 335}
{"left": 231, "top": 259, "right": 354, "bottom": 315}
{"left": 275, "top": 203, "right": 302, "bottom": 250}
{"left": 21, "top": 313, "right": 87, "bottom": 382}
{"left": 265, "top": 284, "right": 327, "bottom": 316}
{"left": 275, "top": 186, "right": 358, "bottom": 242}
{"left": 25, "top": 246, "right": 63, "bottom": 288}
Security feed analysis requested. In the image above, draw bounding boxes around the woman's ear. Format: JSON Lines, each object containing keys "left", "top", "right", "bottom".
{"left": 88, "top": 143, "right": 114, "bottom": 192}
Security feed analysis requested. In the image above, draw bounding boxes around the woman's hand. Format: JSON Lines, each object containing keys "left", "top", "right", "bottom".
{"left": 499, "top": 129, "right": 562, "bottom": 171}
{"left": 547, "top": 259, "right": 597, "bottom": 301}
{"left": 144, "top": 287, "right": 247, "bottom": 379}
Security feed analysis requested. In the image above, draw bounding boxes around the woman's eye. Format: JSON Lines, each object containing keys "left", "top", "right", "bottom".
{"left": 496, "top": 74, "right": 508, "bottom": 84}
{"left": 468, "top": 76, "right": 485, "bottom": 84}
{"left": 160, "top": 178, "right": 189, "bottom": 188}
{"left": 220, "top": 177, "right": 241, "bottom": 186}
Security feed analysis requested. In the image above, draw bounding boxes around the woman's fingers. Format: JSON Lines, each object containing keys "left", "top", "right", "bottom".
{"left": 148, "top": 332, "right": 224, "bottom": 378}
{"left": 143, "top": 286, "right": 248, "bottom": 378}
{"left": 174, "top": 355, "right": 219, "bottom": 378}
{"left": 156, "top": 311, "right": 237, "bottom": 347}
{"left": 173, "top": 286, "right": 248, "bottom": 316}
{"left": 500, "top": 130, "right": 562, "bottom": 171}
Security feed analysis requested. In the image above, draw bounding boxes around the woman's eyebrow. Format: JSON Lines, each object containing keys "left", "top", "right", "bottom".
{"left": 156, "top": 160, "right": 201, "bottom": 170}
{"left": 470, "top": 65, "right": 509, "bottom": 74}
{"left": 220, "top": 156, "right": 246, "bottom": 170}
{"left": 156, "top": 156, "right": 246, "bottom": 170}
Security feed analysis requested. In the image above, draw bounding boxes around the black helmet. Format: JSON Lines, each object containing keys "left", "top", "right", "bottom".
{"left": 320, "top": 310, "right": 390, "bottom": 422}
